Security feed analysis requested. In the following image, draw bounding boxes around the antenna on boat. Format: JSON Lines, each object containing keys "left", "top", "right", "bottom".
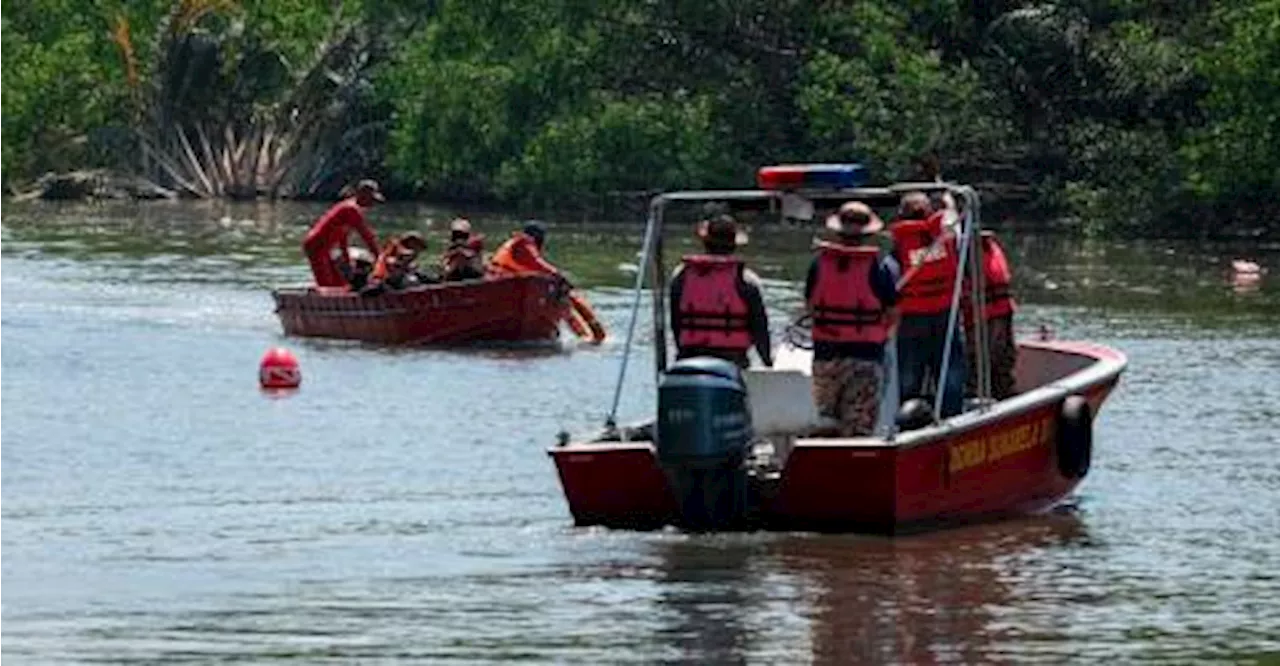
{"left": 604, "top": 198, "right": 663, "bottom": 434}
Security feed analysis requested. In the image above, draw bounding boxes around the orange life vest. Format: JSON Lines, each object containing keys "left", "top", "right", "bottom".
{"left": 808, "top": 242, "right": 891, "bottom": 344}
{"left": 371, "top": 238, "right": 414, "bottom": 282}
{"left": 891, "top": 219, "right": 959, "bottom": 316}
{"left": 676, "top": 255, "right": 752, "bottom": 352}
{"left": 488, "top": 232, "right": 556, "bottom": 276}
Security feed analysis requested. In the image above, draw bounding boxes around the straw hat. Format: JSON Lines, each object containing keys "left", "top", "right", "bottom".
{"left": 825, "top": 201, "right": 884, "bottom": 235}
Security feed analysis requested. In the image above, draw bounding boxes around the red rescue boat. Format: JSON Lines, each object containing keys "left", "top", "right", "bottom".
{"left": 547, "top": 167, "right": 1128, "bottom": 534}
{"left": 272, "top": 274, "right": 570, "bottom": 345}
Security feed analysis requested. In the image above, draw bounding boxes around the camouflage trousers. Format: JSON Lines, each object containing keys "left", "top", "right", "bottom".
{"left": 812, "top": 358, "right": 882, "bottom": 437}
{"left": 965, "top": 315, "right": 1018, "bottom": 399}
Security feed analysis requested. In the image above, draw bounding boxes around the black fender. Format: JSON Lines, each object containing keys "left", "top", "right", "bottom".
{"left": 896, "top": 398, "right": 935, "bottom": 432}
{"left": 1056, "top": 394, "right": 1093, "bottom": 479}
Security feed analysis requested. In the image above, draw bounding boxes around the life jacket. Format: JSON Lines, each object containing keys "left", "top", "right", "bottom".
{"left": 440, "top": 240, "right": 482, "bottom": 276}
{"left": 676, "top": 255, "right": 752, "bottom": 352}
{"left": 371, "top": 238, "right": 415, "bottom": 283}
{"left": 808, "top": 242, "right": 891, "bottom": 344}
{"left": 891, "top": 218, "right": 959, "bottom": 316}
{"left": 970, "top": 232, "right": 1016, "bottom": 321}
{"left": 488, "top": 232, "right": 552, "bottom": 275}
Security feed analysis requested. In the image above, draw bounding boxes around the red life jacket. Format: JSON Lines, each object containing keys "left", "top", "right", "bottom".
{"left": 980, "top": 233, "right": 1016, "bottom": 319}
{"left": 808, "top": 242, "right": 890, "bottom": 344}
{"left": 676, "top": 255, "right": 751, "bottom": 352}
{"left": 891, "top": 219, "right": 959, "bottom": 316}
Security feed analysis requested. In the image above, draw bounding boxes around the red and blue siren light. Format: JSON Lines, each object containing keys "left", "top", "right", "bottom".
{"left": 756, "top": 163, "right": 868, "bottom": 190}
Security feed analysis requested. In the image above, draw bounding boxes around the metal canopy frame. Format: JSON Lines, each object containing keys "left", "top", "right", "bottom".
{"left": 604, "top": 182, "right": 992, "bottom": 430}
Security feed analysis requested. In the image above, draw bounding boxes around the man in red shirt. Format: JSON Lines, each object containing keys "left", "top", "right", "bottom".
{"left": 302, "top": 180, "right": 384, "bottom": 287}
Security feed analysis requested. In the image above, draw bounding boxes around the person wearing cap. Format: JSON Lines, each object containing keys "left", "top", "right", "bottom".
{"left": 889, "top": 190, "right": 966, "bottom": 417}
{"left": 669, "top": 214, "right": 773, "bottom": 369}
{"left": 488, "top": 221, "right": 564, "bottom": 280}
{"left": 439, "top": 218, "right": 486, "bottom": 282}
{"left": 367, "top": 231, "right": 430, "bottom": 292}
{"left": 302, "top": 179, "right": 383, "bottom": 288}
{"left": 805, "top": 201, "right": 901, "bottom": 436}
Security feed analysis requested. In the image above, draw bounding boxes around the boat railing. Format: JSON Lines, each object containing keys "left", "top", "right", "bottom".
{"left": 601, "top": 178, "right": 1001, "bottom": 440}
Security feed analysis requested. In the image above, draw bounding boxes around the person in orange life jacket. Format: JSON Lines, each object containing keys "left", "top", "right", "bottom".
{"left": 962, "top": 230, "right": 1018, "bottom": 399}
{"left": 890, "top": 191, "right": 967, "bottom": 417}
{"left": 805, "top": 201, "right": 901, "bottom": 436}
{"left": 668, "top": 215, "right": 773, "bottom": 369}
{"left": 303, "top": 179, "right": 383, "bottom": 287}
{"left": 440, "top": 218, "right": 486, "bottom": 282}
{"left": 488, "top": 221, "right": 565, "bottom": 282}
{"left": 363, "top": 232, "right": 436, "bottom": 295}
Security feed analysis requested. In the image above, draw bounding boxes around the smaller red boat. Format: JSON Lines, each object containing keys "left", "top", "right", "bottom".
{"left": 272, "top": 274, "right": 571, "bottom": 345}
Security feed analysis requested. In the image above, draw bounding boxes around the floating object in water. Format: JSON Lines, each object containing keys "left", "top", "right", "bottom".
{"left": 1231, "top": 259, "right": 1262, "bottom": 275}
{"left": 259, "top": 347, "right": 301, "bottom": 390}
{"left": 565, "top": 292, "right": 607, "bottom": 345}
{"left": 1230, "top": 259, "right": 1264, "bottom": 294}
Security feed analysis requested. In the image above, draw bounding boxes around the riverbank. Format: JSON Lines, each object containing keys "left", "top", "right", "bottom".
{"left": 8, "top": 172, "right": 1277, "bottom": 242}
{"left": 6, "top": 3, "right": 1277, "bottom": 243}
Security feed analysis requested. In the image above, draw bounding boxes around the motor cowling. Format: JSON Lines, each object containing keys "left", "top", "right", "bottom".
{"left": 657, "top": 357, "right": 753, "bottom": 530}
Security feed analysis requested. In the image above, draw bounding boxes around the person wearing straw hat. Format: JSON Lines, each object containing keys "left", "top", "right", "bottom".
{"left": 302, "top": 179, "right": 384, "bottom": 287}
{"left": 805, "top": 201, "right": 901, "bottom": 436}
{"left": 669, "top": 214, "right": 773, "bottom": 369}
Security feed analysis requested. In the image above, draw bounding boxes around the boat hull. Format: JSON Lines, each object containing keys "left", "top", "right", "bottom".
{"left": 549, "top": 340, "right": 1126, "bottom": 534}
{"left": 272, "top": 274, "right": 568, "bottom": 345}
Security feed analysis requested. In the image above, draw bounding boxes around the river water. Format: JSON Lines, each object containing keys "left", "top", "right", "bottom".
{"left": 3, "top": 201, "right": 1279, "bottom": 664}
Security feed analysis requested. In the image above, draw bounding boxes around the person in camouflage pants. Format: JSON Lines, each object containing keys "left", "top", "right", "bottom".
{"left": 805, "top": 201, "right": 901, "bottom": 438}
{"left": 812, "top": 358, "right": 883, "bottom": 436}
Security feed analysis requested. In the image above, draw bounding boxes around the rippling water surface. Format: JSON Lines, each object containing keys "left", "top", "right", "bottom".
{"left": 3, "top": 201, "right": 1279, "bottom": 664}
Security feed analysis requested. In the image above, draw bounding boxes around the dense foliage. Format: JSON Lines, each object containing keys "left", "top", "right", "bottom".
{"left": 3, "top": 0, "right": 1278, "bottom": 236}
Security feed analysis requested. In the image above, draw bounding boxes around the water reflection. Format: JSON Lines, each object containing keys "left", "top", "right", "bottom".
{"left": 777, "top": 516, "right": 1087, "bottom": 665}
{"left": 651, "top": 537, "right": 760, "bottom": 665}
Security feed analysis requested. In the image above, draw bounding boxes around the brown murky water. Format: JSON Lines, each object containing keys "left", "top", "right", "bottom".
{"left": 3, "top": 201, "right": 1279, "bottom": 663}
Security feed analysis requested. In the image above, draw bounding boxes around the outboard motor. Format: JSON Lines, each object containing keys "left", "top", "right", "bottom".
{"left": 656, "top": 357, "right": 753, "bottom": 530}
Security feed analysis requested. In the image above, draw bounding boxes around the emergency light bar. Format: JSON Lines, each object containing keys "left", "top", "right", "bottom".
{"left": 756, "top": 164, "right": 868, "bottom": 190}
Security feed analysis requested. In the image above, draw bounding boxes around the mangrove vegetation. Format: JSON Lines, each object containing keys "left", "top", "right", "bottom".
{"left": 3, "top": 0, "right": 1278, "bottom": 237}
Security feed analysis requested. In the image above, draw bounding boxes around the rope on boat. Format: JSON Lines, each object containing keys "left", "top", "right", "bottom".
{"left": 783, "top": 313, "right": 814, "bottom": 350}
{"left": 606, "top": 207, "right": 660, "bottom": 431}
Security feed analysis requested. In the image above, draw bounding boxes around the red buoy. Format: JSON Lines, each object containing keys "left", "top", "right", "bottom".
{"left": 259, "top": 347, "right": 301, "bottom": 390}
